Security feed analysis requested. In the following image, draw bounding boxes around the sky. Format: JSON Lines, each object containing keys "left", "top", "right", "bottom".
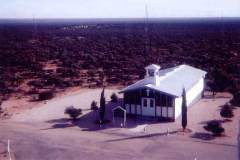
{"left": 0, "top": 0, "right": 239, "bottom": 18}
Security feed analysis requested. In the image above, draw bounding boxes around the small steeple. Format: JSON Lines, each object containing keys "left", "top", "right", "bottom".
{"left": 145, "top": 64, "right": 160, "bottom": 85}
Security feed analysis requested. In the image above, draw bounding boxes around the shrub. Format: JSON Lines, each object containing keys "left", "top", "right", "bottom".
{"left": 56, "top": 68, "right": 64, "bottom": 73}
{"left": 106, "top": 78, "right": 120, "bottom": 83}
{"left": 28, "top": 80, "right": 44, "bottom": 89}
{"left": 87, "top": 70, "right": 95, "bottom": 78}
{"left": 0, "top": 100, "right": 2, "bottom": 109}
{"left": 63, "top": 80, "right": 74, "bottom": 87}
{"left": 220, "top": 104, "right": 234, "bottom": 119}
{"left": 73, "top": 80, "right": 83, "bottom": 86}
{"left": 38, "top": 91, "right": 54, "bottom": 100}
{"left": 64, "top": 106, "right": 82, "bottom": 120}
{"left": 26, "top": 88, "right": 38, "bottom": 95}
{"left": 91, "top": 100, "right": 98, "bottom": 110}
{"left": 110, "top": 93, "right": 118, "bottom": 102}
{"left": 2, "top": 95, "right": 9, "bottom": 101}
{"left": 207, "top": 69, "right": 229, "bottom": 97}
{"left": 203, "top": 120, "right": 225, "bottom": 136}
{"left": 231, "top": 91, "right": 240, "bottom": 106}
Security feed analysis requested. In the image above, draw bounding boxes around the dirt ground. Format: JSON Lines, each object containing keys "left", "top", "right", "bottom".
{"left": 3, "top": 88, "right": 240, "bottom": 143}
{"left": 0, "top": 141, "right": 16, "bottom": 160}
{"left": 0, "top": 87, "right": 239, "bottom": 159}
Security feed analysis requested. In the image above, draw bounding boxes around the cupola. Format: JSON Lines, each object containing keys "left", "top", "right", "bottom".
{"left": 145, "top": 64, "right": 160, "bottom": 85}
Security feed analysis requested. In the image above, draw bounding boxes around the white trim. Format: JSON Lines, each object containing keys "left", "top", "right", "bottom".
{"left": 142, "top": 98, "right": 155, "bottom": 116}
{"left": 112, "top": 106, "right": 126, "bottom": 112}
{"left": 125, "top": 104, "right": 130, "bottom": 114}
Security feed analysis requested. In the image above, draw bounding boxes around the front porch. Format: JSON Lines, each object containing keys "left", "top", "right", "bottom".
{"left": 123, "top": 88, "right": 175, "bottom": 121}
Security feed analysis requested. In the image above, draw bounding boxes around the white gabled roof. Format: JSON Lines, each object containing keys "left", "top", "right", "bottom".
{"left": 145, "top": 64, "right": 161, "bottom": 70}
{"left": 119, "top": 65, "right": 207, "bottom": 97}
{"left": 112, "top": 106, "right": 126, "bottom": 112}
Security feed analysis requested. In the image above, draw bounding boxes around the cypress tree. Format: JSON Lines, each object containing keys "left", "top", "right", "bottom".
{"left": 0, "top": 98, "right": 2, "bottom": 117}
{"left": 182, "top": 88, "right": 187, "bottom": 130}
{"left": 100, "top": 87, "right": 105, "bottom": 121}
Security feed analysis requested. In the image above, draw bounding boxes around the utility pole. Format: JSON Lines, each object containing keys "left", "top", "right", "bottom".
{"left": 238, "top": 117, "right": 240, "bottom": 160}
{"left": 144, "top": 4, "right": 149, "bottom": 66}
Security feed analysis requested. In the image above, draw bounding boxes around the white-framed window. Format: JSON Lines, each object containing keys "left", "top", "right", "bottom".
{"left": 148, "top": 69, "right": 154, "bottom": 76}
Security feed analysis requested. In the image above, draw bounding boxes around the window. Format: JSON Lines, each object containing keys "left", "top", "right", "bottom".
{"left": 130, "top": 92, "right": 135, "bottom": 104}
{"left": 124, "top": 92, "right": 130, "bottom": 103}
{"left": 156, "top": 93, "right": 160, "bottom": 106}
{"left": 143, "top": 99, "right": 147, "bottom": 107}
{"left": 148, "top": 70, "right": 154, "bottom": 76}
{"left": 162, "top": 94, "right": 166, "bottom": 106}
{"left": 167, "top": 96, "right": 173, "bottom": 107}
{"left": 150, "top": 99, "right": 154, "bottom": 107}
{"left": 136, "top": 90, "right": 141, "bottom": 105}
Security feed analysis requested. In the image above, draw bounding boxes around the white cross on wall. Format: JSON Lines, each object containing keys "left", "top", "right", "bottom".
{"left": 146, "top": 89, "right": 150, "bottom": 96}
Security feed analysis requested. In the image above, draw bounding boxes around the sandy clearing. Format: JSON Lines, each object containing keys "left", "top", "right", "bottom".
{"left": 7, "top": 89, "right": 240, "bottom": 146}
{"left": 10, "top": 89, "right": 122, "bottom": 122}
{"left": 0, "top": 87, "right": 91, "bottom": 117}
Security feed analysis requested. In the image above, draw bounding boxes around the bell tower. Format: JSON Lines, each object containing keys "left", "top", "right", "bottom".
{"left": 145, "top": 64, "right": 161, "bottom": 85}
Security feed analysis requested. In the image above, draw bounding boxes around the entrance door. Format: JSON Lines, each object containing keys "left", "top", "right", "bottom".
{"left": 142, "top": 98, "right": 155, "bottom": 116}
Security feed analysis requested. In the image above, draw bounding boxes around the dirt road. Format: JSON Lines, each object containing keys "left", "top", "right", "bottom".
{"left": 0, "top": 121, "right": 237, "bottom": 160}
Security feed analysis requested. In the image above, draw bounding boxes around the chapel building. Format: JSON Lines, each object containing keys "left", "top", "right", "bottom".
{"left": 119, "top": 64, "right": 207, "bottom": 121}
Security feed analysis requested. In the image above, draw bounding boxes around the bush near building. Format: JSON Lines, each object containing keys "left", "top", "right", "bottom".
{"left": 110, "top": 93, "right": 118, "bottom": 102}
{"left": 91, "top": 100, "right": 98, "bottom": 110}
{"left": 64, "top": 106, "right": 82, "bottom": 120}
{"left": 203, "top": 120, "right": 225, "bottom": 136}
{"left": 220, "top": 104, "right": 234, "bottom": 119}
{"left": 231, "top": 91, "right": 240, "bottom": 106}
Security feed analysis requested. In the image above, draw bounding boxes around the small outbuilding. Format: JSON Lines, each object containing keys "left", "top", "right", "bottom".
{"left": 118, "top": 64, "right": 207, "bottom": 121}
{"left": 112, "top": 106, "right": 126, "bottom": 126}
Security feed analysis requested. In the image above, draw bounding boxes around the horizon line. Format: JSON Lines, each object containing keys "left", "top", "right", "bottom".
{"left": 0, "top": 16, "right": 240, "bottom": 20}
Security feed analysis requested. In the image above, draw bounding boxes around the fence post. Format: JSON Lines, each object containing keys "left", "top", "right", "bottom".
{"left": 238, "top": 117, "right": 240, "bottom": 160}
{"left": 8, "top": 140, "right": 11, "bottom": 160}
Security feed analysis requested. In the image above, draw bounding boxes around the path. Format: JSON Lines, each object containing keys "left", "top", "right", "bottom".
{"left": 0, "top": 121, "right": 237, "bottom": 160}
{"left": 129, "top": 124, "right": 147, "bottom": 132}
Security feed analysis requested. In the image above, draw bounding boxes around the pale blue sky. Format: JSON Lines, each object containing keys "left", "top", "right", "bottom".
{"left": 0, "top": 0, "right": 239, "bottom": 18}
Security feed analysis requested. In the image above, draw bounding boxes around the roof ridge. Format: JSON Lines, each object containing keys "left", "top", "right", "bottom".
{"left": 158, "top": 65, "right": 184, "bottom": 82}
{"left": 119, "top": 64, "right": 207, "bottom": 96}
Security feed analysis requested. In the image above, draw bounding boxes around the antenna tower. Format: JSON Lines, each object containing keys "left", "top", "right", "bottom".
{"left": 33, "top": 14, "right": 39, "bottom": 41}
{"left": 221, "top": 12, "right": 225, "bottom": 45}
{"left": 32, "top": 13, "right": 39, "bottom": 61}
{"left": 144, "top": 4, "right": 149, "bottom": 66}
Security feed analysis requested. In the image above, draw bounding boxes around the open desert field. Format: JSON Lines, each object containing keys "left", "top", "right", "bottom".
{"left": 0, "top": 16, "right": 239, "bottom": 160}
